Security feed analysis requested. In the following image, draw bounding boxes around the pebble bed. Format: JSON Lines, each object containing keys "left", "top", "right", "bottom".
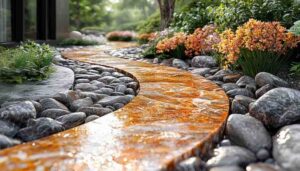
{"left": 0, "top": 53, "right": 138, "bottom": 151}
{"left": 107, "top": 46, "right": 300, "bottom": 171}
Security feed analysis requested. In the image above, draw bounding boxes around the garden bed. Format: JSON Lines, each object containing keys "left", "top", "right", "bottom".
{"left": 107, "top": 41, "right": 300, "bottom": 171}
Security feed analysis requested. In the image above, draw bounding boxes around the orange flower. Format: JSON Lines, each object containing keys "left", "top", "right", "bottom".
{"left": 138, "top": 33, "right": 157, "bottom": 42}
{"left": 106, "top": 31, "right": 136, "bottom": 41}
{"left": 216, "top": 19, "right": 300, "bottom": 63}
{"left": 185, "top": 25, "right": 220, "bottom": 57}
{"left": 156, "top": 33, "right": 187, "bottom": 54}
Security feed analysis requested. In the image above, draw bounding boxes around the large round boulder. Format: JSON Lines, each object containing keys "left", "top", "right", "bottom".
{"left": 0, "top": 101, "right": 36, "bottom": 125}
{"left": 249, "top": 88, "right": 300, "bottom": 129}
{"left": 273, "top": 124, "right": 300, "bottom": 171}
{"left": 226, "top": 114, "right": 272, "bottom": 153}
{"left": 69, "top": 31, "right": 83, "bottom": 40}
{"left": 206, "top": 146, "right": 256, "bottom": 168}
{"left": 255, "top": 72, "right": 288, "bottom": 88}
{"left": 16, "top": 118, "right": 64, "bottom": 142}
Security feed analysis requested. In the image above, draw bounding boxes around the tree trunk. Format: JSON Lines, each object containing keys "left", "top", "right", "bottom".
{"left": 157, "top": 0, "right": 175, "bottom": 30}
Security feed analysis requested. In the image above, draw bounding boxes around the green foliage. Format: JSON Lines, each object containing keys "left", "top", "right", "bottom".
{"left": 70, "top": 0, "right": 109, "bottom": 29}
{"left": 171, "top": 1, "right": 216, "bottom": 33}
{"left": 0, "top": 46, "right": 6, "bottom": 53}
{"left": 118, "top": 21, "right": 144, "bottom": 31}
{"left": 70, "top": 0, "right": 158, "bottom": 32}
{"left": 171, "top": 0, "right": 300, "bottom": 32}
{"left": 290, "top": 62, "right": 300, "bottom": 76}
{"left": 59, "top": 39, "right": 99, "bottom": 46}
{"left": 137, "top": 12, "right": 161, "bottom": 34}
{"left": 289, "top": 20, "right": 300, "bottom": 36}
{"left": 237, "top": 49, "right": 286, "bottom": 77}
{"left": 167, "top": 44, "right": 186, "bottom": 59}
{"left": 142, "top": 33, "right": 173, "bottom": 59}
{"left": 143, "top": 44, "right": 157, "bottom": 59}
{"left": 0, "top": 41, "right": 54, "bottom": 84}
{"left": 81, "top": 26, "right": 105, "bottom": 32}
{"left": 207, "top": 0, "right": 252, "bottom": 31}
{"left": 212, "top": 52, "right": 228, "bottom": 68}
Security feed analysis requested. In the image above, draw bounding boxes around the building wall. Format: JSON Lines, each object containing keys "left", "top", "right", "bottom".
{"left": 56, "top": 0, "right": 69, "bottom": 40}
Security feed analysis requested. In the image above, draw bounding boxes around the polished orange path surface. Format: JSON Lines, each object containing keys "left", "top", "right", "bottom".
{"left": 0, "top": 42, "right": 229, "bottom": 171}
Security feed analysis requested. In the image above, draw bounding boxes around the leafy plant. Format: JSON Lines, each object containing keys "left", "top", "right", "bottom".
{"left": 0, "top": 46, "right": 6, "bottom": 53}
{"left": 59, "top": 38, "right": 99, "bottom": 46}
{"left": 290, "top": 62, "right": 300, "bottom": 76}
{"left": 237, "top": 49, "right": 286, "bottom": 77}
{"left": 207, "top": 0, "right": 252, "bottom": 31}
{"left": 0, "top": 41, "right": 54, "bottom": 83}
{"left": 173, "top": 0, "right": 300, "bottom": 32}
{"left": 171, "top": 1, "right": 216, "bottom": 33}
{"left": 143, "top": 31, "right": 173, "bottom": 59}
{"left": 289, "top": 20, "right": 300, "bottom": 36}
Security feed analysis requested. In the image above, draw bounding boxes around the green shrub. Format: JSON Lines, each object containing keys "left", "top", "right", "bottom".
{"left": 59, "top": 38, "right": 99, "bottom": 46}
{"left": 118, "top": 21, "right": 144, "bottom": 31}
{"left": 137, "top": 12, "right": 160, "bottom": 34}
{"left": 143, "top": 36, "right": 166, "bottom": 59}
{"left": 0, "top": 46, "right": 6, "bottom": 53}
{"left": 0, "top": 41, "right": 54, "bottom": 83}
{"left": 171, "top": 1, "right": 216, "bottom": 33}
{"left": 237, "top": 49, "right": 287, "bottom": 77}
{"left": 172, "top": 0, "right": 300, "bottom": 32}
{"left": 290, "top": 62, "right": 300, "bottom": 76}
{"left": 81, "top": 26, "right": 104, "bottom": 32}
{"left": 143, "top": 32, "right": 178, "bottom": 59}
{"left": 289, "top": 20, "right": 300, "bottom": 35}
{"left": 207, "top": 0, "right": 252, "bottom": 31}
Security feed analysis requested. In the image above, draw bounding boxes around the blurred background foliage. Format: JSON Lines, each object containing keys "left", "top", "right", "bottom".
{"left": 69, "top": 0, "right": 300, "bottom": 34}
{"left": 70, "top": 0, "right": 159, "bottom": 32}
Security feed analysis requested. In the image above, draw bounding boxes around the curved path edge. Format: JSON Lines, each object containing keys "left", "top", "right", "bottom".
{"left": 0, "top": 43, "right": 229, "bottom": 171}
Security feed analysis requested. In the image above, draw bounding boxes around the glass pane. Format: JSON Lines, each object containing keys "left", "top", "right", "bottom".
{"left": 24, "top": 0, "right": 37, "bottom": 40}
{"left": 0, "top": 0, "right": 11, "bottom": 42}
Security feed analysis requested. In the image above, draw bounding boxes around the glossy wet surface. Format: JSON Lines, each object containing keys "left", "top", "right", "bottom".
{"left": 0, "top": 42, "right": 229, "bottom": 171}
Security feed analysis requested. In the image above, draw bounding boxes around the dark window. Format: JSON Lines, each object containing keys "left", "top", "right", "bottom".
{"left": 0, "top": 0, "right": 12, "bottom": 42}
{"left": 1, "top": 0, "right": 57, "bottom": 43}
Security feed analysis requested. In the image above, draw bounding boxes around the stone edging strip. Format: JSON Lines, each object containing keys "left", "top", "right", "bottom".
{"left": 0, "top": 44, "right": 229, "bottom": 170}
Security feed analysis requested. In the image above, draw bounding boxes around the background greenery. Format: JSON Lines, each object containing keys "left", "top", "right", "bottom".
{"left": 70, "top": 0, "right": 158, "bottom": 32}
{"left": 171, "top": 0, "right": 300, "bottom": 33}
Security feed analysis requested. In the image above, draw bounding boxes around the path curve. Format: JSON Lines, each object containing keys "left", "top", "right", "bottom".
{"left": 0, "top": 43, "right": 229, "bottom": 171}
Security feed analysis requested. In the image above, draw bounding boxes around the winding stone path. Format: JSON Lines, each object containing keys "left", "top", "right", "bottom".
{"left": 0, "top": 42, "right": 229, "bottom": 170}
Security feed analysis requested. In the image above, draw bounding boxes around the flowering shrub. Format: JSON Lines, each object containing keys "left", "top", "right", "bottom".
{"left": 137, "top": 33, "right": 157, "bottom": 44}
{"left": 154, "top": 32, "right": 187, "bottom": 59}
{"left": 185, "top": 25, "right": 220, "bottom": 57}
{"left": 217, "top": 19, "right": 300, "bottom": 63}
{"left": 156, "top": 32, "right": 187, "bottom": 55}
{"left": 217, "top": 19, "right": 300, "bottom": 76}
{"left": 106, "top": 31, "right": 136, "bottom": 41}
